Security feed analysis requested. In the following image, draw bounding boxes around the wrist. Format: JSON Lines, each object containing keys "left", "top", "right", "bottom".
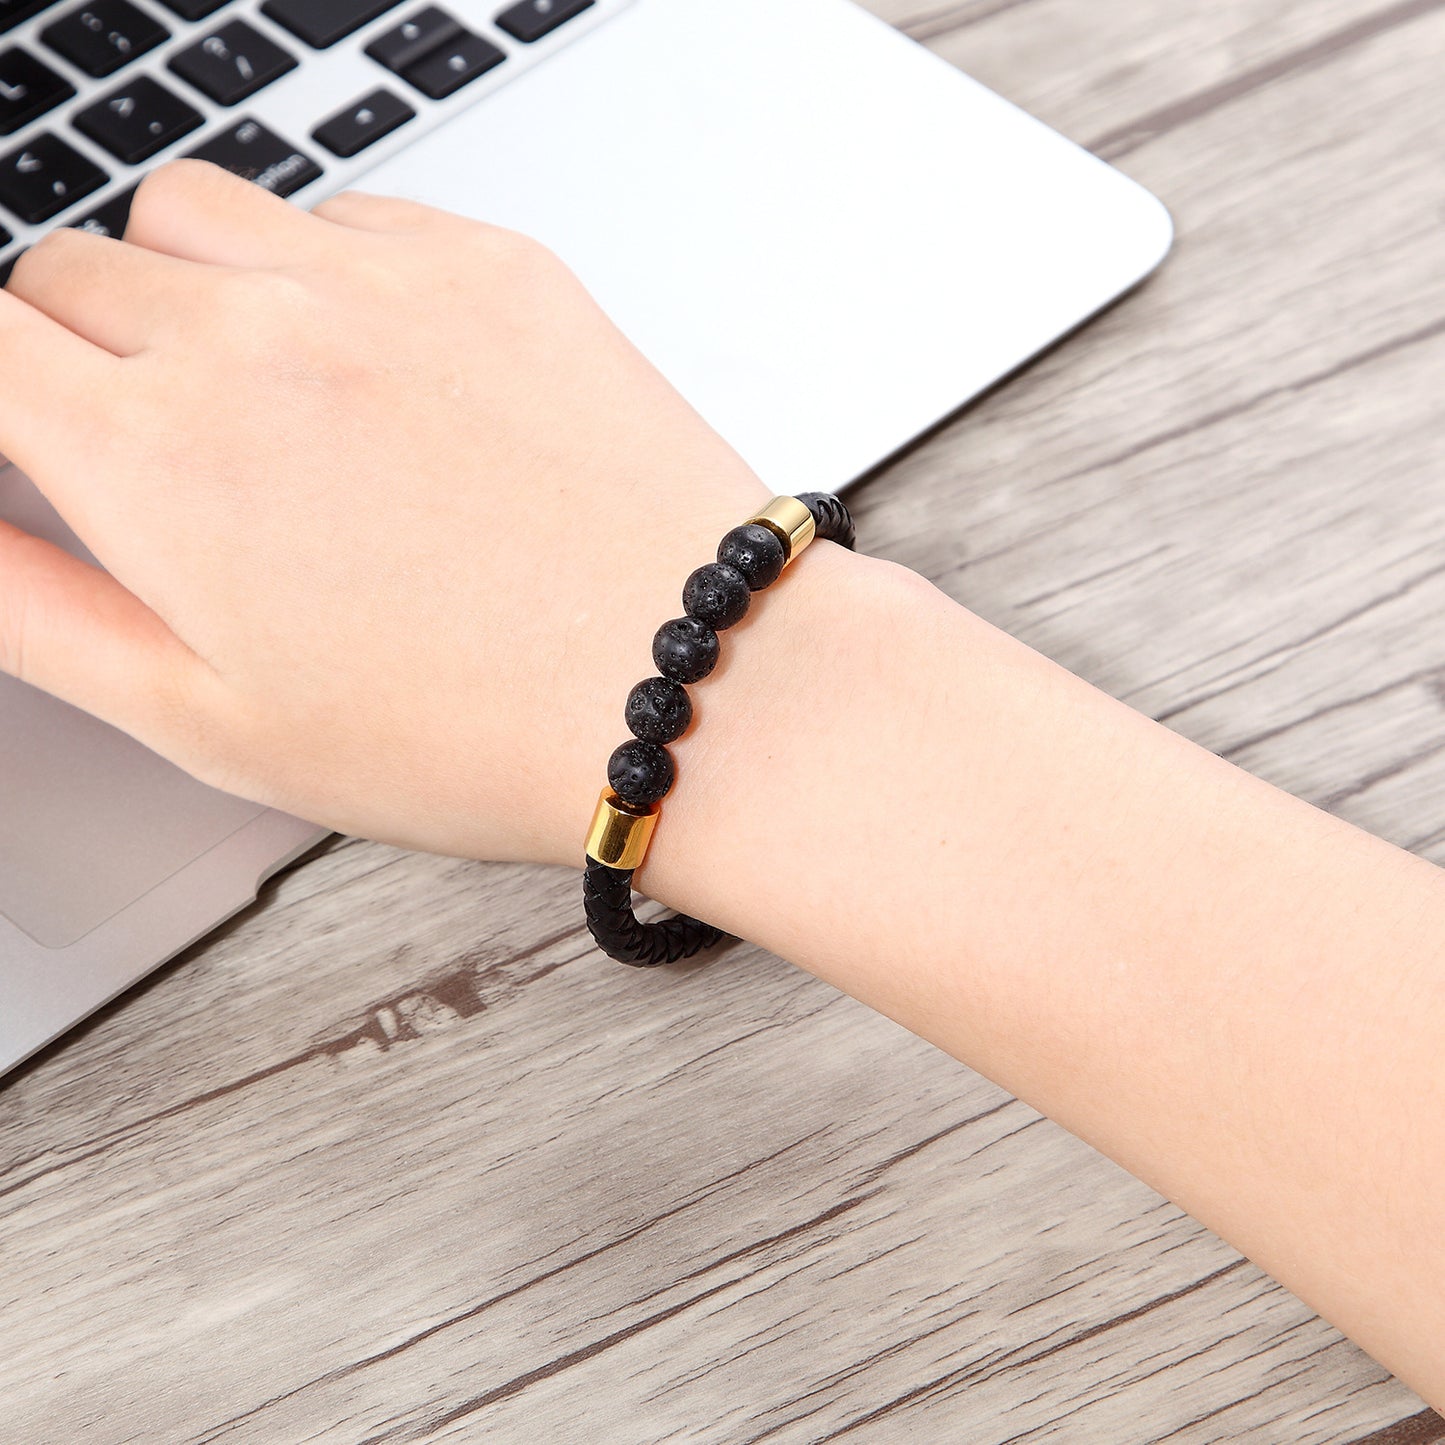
{"left": 616, "top": 536, "right": 927, "bottom": 940}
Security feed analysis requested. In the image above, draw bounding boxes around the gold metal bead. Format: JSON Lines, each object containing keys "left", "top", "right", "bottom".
{"left": 746, "top": 495, "right": 816, "bottom": 565}
{"left": 584, "top": 787, "right": 659, "bottom": 870}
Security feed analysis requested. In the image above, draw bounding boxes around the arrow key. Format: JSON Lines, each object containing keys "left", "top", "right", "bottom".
{"left": 0, "top": 132, "right": 106, "bottom": 224}
{"left": 74, "top": 75, "right": 202, "bottom": 164}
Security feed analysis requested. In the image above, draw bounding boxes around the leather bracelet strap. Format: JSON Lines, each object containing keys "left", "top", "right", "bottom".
{"left": 582, "top": 492, "right": 856, "bottom": 967}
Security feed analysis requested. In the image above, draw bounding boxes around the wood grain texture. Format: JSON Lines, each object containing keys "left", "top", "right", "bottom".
{"left": 2, "top": 0, "right": 1442, "bottom": 1440}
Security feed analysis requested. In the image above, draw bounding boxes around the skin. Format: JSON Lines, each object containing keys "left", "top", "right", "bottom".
{"left": 1, "top": 161, "right": 1441, "bottom": 1406}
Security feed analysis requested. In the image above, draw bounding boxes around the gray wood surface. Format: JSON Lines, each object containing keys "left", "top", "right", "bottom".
{"left": 2, "top": 0, "right": 1443, "bottom": 1440}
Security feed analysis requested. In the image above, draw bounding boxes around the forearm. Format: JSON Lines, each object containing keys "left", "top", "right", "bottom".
{"left": 615, "top": 540, "right": 1443, "bottom": 1403}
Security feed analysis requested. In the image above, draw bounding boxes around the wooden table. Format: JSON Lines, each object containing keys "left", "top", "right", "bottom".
{"left": 4, "top": 0, "right": 1443, "bottom": 1439}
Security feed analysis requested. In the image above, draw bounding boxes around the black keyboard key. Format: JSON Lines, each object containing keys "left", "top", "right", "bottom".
{"left": 261, "top": 0, "right": 400, "bottom": 49}
{"left": 365, "top": 6, "right": 457, "bottom": 73}
{"left": 0, "top": 48, "right": 74, "bottom": 137}
{"left": 169, "top": 20, "right": 296, "bottom": 105}
{"left": 311, "top": 86, "right": 411, "bottom": 157}
{"left": 0, "top": 132, "right": 104, "bottom": 222}
{"left": 402, "top": 29, "right": 501, "bottom": 99}
{"left": 186, "top": 117, "right": 320, "bottom": 196}
{"left": 494, "top": 0, "right": 590, "bottom": 44}
{"left": 157, "top": 0, "right": 225, "bottom": 18}
{"left": 68, "top": 181, "right": 132, "bottom": 235}
{"left": 0, "top": 0, "right": 57, "bottom": 38}
{"left": 74, "top": 74, "right": 200, "bottom": 163}
{"left": 0, "top": 248, "right": 23, "bottom": 285}
{"left": 0, "top": 220, "right": 10, "bottom": 245}
{"left": 41, "top": 0, "right": 168, "bottom": 78}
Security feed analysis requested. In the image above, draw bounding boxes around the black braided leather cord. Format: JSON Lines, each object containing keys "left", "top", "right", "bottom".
{"left": 584, "top": 493, "right": 856, "bottom": 967}
{"left": 583, "top": 859, "right": 729, "bottom": 967}
{"left": 796, "top": 491, "right": 857, "bottom": 550}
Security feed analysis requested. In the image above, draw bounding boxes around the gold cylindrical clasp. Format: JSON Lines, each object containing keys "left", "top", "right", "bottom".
{"left": 746, "top": 495, "right": 816, "bottom": 565}
{"left": 584, "top": 787, "right": 659, "bottom": 870}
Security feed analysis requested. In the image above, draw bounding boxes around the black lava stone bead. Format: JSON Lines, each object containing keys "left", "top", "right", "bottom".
{"left": 608, "top": 738, "right": 675, "bottom": 808}
{"left": 717, "top": 524, "right": 785, "bottom": 591}
{"left": 683, "top": 561, "right": 752, "bottom": 631}
{"left": 625, "top": 676, "right": 693, "bottom": 744}
{"left": 652, "top": 616, "right": 720, "bottom": 684}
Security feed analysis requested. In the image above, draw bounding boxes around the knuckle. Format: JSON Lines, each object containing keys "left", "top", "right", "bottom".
{"left": 473, "top": 227, "right": 587, "bottom": 328}
{"left": 129, "top": 158, "right": 237, "bottom": 233}
{"left": 131, "top": 157, "right": 209, "bottom": 212}
{"left": 174, "top": 700, "right": 297, "bottom": 811}
{"left": 204, "top": 267, "right": 308, "bottom": 334}
{"left": 29, "top": 225, "right": 84, "bottom": 258}
{"left": 0, "top": 577, "right": 37, "bottom": 685}
{"left": 452, "top": 225, "right": 573, "bottom": 313}
{"left": 9, "top": 227, "right": 80, "bottom": 285}
{"left": 368, "top": 193, "right": 451, "bottom": 229}
{"left": 143, "top": 659, "right": 253, "bottom": 794}
{"left": 317, "top": 190, "right": 448, "bottom": 232}
{"left": 147, "top": 665, "right": 212, "bottom": 761}
{"left": 212, "top": 263, "right": 289, "bottom": 303}
{"left": 476, "top": 223, "right": 558, "bottom": 272}
{"left": 196, "top": 270, "right": 363, "bottom": 391}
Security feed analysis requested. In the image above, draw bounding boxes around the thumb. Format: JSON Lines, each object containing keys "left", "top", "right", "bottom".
{"left": 0, "top": 519, "right": 217, "bottom": 759}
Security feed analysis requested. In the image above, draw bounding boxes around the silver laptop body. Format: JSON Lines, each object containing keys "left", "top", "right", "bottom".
{"left": 0, "top": 0, "right": 1172, "bottom": 1073}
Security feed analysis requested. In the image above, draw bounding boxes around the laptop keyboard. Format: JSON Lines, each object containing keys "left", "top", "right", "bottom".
{"left": 0, "top": 0, "right": 615, "bottom": 282}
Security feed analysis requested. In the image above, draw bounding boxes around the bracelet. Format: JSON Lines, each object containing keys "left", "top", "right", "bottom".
{"left": 582, "top": 492, "right": 857, "bottom": 966}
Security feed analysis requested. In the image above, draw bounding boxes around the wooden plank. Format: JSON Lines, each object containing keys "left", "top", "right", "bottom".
{"left": 1, "top": 0, "right": 1442, "bottom": 1439}
{"left": 0, "top": 931, "right": 1415, "bottom": 1444}
{"left": 872, "top": 0, "right": 1429, "bottom": 162}
{"left": 871, "top": 0, "right": 1373, "bottom": 124}
{"left": 1351, "top": 1413, "right": 1445, "bottom": 1445}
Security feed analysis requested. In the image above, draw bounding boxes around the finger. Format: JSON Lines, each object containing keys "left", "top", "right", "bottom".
{"left": 310, "top": 188, "right": 454, "bottom": 234}
{"left": 123, "top": 157, "right": 324, "bottom": 269}
{"left": 0, "top": 518, "right": 217, "bottom": 754}
{"left": 5, "top": 227, "right": 211, "bottom": 356}
{"left": 0, "top": 287, "right": 116, "bottom": 477}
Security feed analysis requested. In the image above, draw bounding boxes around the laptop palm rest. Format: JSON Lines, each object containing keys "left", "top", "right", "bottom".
{"left": 0, "top": 463, "right": 265, "bottom": 950}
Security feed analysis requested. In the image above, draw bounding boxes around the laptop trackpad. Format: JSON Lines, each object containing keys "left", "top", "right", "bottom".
{"left": 0, "top": 464, "right": 265, "bottom": 950}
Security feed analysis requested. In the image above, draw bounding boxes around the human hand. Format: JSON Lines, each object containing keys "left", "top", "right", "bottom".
{"left": 0, "top": 159, "right": 804, "bottom": 867}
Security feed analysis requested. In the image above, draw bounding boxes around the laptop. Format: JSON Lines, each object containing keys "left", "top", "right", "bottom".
{"left": 0, "top": 0, "right": 1172, "bottom": 1075}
